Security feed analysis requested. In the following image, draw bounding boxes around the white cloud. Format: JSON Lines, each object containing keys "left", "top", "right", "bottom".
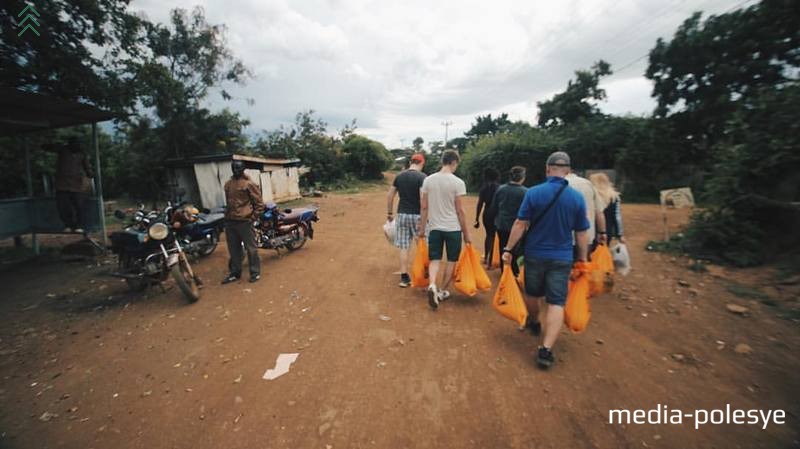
{"left": 131, "top": 0, "right": 743, "bottom": 147}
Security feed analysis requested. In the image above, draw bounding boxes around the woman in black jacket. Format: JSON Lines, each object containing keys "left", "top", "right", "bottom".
{"left": 475, "top": 168, "right": 500, "bottom": 267}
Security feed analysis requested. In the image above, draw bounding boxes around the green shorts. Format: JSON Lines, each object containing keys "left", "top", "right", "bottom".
{"left": 428, "top": 230, "right": 462, "bottom": 262}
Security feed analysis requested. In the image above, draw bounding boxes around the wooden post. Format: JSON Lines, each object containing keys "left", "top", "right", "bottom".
{"left": 24, "top": 137, "right": 39, "bottom": 255}
{"left": 92, "top": 123, "right": 108, "bottom": 247}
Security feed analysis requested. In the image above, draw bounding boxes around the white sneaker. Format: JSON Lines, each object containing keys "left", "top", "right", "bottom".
{"left": 438, "top": 289, "right": 451, "bottom": 301}
{"left": 427, "top": 285, "right": 439, "bottom": 310}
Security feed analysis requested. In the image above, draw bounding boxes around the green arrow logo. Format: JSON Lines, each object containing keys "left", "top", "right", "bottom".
{"left": 17, "top": 3, "right": 41, "bottom": 37}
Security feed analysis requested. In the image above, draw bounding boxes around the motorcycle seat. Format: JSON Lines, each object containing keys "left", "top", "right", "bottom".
{"left": 198, "top": 212, "right": 225, "bottom": 224}
{"left": 280, "top": 207, "right": 316, "bottom": 224}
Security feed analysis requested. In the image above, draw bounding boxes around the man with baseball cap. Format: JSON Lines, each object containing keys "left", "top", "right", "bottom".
{"left": 501, "top": 151, "right": 590, "bottom": 369}
{"left": 386, "top": 153, "right": 427, "bottom": 287}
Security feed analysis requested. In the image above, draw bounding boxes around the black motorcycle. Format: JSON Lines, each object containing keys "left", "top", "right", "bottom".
{"left": 109, "top": 208, "right": 201, "bottom": 303}
{"left": 254, "top": 203, "right": 319, "bottom": 252}
{"left": 164, "top": 202, "right": 225, "bottom": 257}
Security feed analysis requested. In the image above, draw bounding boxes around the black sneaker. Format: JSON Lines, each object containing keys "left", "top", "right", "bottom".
{"left": 526, "top": 316, "right": 542, "bottom": 336}
{"left": 221, "top": 274, "right": 240, "bottom": 285}
{"left": 249, "top": 274, "right": 261, "bottom": 283}
{"left": 399, "top": 273, "right": 411, "bottom": 288}
{"left": 536, "top": 346, "right": 555, "bottom": 369}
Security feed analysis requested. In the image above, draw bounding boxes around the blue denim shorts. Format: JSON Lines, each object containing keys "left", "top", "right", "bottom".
{"left": 524, "top": 257, "right": 572, "bottom": 306}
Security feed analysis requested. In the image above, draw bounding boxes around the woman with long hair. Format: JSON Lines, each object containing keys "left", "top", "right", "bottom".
{"left": 589, "top": 172, "right": 626, "bottom": 244}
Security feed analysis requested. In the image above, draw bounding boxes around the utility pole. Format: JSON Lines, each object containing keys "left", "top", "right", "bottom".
{"left": 441, "top": 121, "right": 453, "bottom": 148}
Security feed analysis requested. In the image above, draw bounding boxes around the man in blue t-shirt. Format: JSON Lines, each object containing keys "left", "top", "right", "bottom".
{"left": 501, "top": 151, "right": 590, "bottom": 369}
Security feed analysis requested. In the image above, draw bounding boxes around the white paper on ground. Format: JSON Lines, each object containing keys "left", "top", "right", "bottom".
{"left": 262, "top": 353, "right": 300, "bottom": 380}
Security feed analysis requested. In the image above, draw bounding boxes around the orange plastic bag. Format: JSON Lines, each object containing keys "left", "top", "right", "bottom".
{"left": 588, "top": 244, "right": 615, "bottom": 296}
{"left": 410, "top": 239, "right": 430, "bottom": 288}
{"left": 492, "top": 266, "right": 529, "bottom": 327}
{"left": 564, "top": 263, "right": 591, "bottom": 332}
{"left": 517, "top": 265, "right": 525, "bottom": 289}
{"left": 491, "top": 236, "right": 500, "bottom": 268}
{"left": 467, "top": 244, "right": 492, "bottom": 291}
{"left": 454, "top": 247, "right": 477, "bottom": 297}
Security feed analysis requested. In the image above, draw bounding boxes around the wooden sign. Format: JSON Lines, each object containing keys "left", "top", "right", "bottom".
{"left": 660, "top": 187, "right": 695, "bottom": 209}
{"left": 659, "top": 187, "right": 695, "bottom": 241}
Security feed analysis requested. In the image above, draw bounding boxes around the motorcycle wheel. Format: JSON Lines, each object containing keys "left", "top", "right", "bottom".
{"left": 171, "top": 257, "right": 200, "bottom": 303}
{"left": 286, "top": 224, "right": 308, "bottom": 251}
{"left": 198, "top": 232, "right": 219, "bottom": 257}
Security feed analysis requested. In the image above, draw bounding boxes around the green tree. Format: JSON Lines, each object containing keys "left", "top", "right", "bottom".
{"left": 536, "top": 60, "right": 612, "bottom": 128}
{"left": 412, "top": 137, "right": 424, "bottom": 152}
{"left": 0, "top": 0, "right": 147, "bottom": 113}
{"left": 646, "top": 1, "right": 799, "bottom": 155}
{"left": 684, "top": 85, "right": 800, "bottom": 266}
{"left": 341, "top": 135, "right": 392, "bottom": 180}
{"left": 136, "top": 7, "right": 250, "bottom": 158}
{"left": 464, "top": 113, "right": 512, "bottom": 139}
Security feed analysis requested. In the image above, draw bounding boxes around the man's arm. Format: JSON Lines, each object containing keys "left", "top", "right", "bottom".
{"left": 592, "top": 186, "right": 607, "bottom": 245}
{"left": 501, "top": 219, "right": 529, "bottom": 264}
{"left": 614, "top": 200, "right": 625, "bottom": 242}
{"left": 575, "top": 230, "right": 589, "bottom": 262}
{"left": 595, "top": 208, "right": 607, "bottom": 245}
{"left": 247, "top": 181, "right": 265, "bottom": 217}
{"left": 418, "top": 191, "right": 428, "bottom": 236}
{"left": 386, "top": 186, "right": 397, "bottom": 221}
{"left": 455, "top": 195, "right": 471, "bottom": 244}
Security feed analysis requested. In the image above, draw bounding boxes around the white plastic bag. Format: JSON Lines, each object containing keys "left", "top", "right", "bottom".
{"left": 383, "top": 219, "right": 396, "bottom": 245}
{"left": 611, "top": 242, "right": 631, "bottom": 276}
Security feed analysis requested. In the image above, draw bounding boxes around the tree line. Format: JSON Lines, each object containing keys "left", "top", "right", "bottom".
{"left": 1, "top": 0, "right": 797, "bottom": 266}
{"left": 0, "top": 3, "right": 392, "bottom": 200}
{"left": 444, "top": 0, "right": 798, "bottom": 267}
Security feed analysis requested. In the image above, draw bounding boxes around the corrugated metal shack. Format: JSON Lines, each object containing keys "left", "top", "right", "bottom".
{"left": 167, "top": 154, "right": 305, "bottom": 209}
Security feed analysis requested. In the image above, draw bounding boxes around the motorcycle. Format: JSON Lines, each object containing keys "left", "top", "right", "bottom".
{"left": 254, "top": 203, "right": 320, "bottom": 252}
{"left": 164, "top": 202, "right": 225, "bottom": 257}
{"left": 109, "top": 208, "right": 201, "bottom": 303}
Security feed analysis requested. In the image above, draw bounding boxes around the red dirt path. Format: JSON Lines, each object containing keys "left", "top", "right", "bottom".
{"left": 0, "top": 185, "right": 798, "bottom": 448}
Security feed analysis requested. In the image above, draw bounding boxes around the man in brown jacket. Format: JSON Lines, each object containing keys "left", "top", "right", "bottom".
{"left": 222, "top": 160, "right": 265, "bottom": 284}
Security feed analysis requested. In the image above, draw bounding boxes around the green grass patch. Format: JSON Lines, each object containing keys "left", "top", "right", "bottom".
{"left": 645, "top": 234, "right": 686, "bottom": 255}
{"left": 688, "top": 261, "right": 708, "bottom": 272}
{"left": 326, "top": 178, "right": 388, "bottom": 195}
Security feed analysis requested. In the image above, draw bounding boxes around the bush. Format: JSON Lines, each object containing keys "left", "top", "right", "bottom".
{"left": 461, "top": 129, "right": 563, "bottom": 191}
{"left": 341, "top": 135, "right": 392, "bottom": 180}
{"left": 683, "top": 85, "right": 800, "bottom": 266}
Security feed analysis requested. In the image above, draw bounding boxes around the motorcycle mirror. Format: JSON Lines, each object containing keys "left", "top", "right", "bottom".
{"left": 114, "top": 210, "right": 126, "bottom": 220}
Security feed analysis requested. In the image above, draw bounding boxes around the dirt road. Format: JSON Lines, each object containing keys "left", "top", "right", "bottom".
{"left": 0, "top": 185, "right": 798, "bottom": 449}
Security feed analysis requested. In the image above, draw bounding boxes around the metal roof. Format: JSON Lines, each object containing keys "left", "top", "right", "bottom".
{"left": 166, "top": 153, "right": 301, "bottom": 167}
{"left": 0, "top": 88, "right": 119, "bottom": 136}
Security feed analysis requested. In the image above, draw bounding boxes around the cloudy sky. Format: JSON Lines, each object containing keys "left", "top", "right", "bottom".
{"left": 133, "top": 0, "right": 746, "bottom": 148}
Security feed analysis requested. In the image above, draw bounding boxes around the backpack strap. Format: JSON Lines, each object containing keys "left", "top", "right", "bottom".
{"left": 529, "top": 180, "right": 568, "bottom": 232}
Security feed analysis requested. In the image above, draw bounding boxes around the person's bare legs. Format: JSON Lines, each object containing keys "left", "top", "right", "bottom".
{"left": 440, "top": 261, "right": 456, "bottom": 291}
{"left": 428, "top": 260, "right": 441, "bottom": 288}
{"left": 399, "top": 248, "right": 410, "bottom": 274}
{"left": 542, "top": 304, "right": 564, "bottom": 349}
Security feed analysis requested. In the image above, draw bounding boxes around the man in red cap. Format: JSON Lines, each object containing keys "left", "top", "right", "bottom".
{"left": 386, "top": 153, "right": 427, "bottom": 287}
